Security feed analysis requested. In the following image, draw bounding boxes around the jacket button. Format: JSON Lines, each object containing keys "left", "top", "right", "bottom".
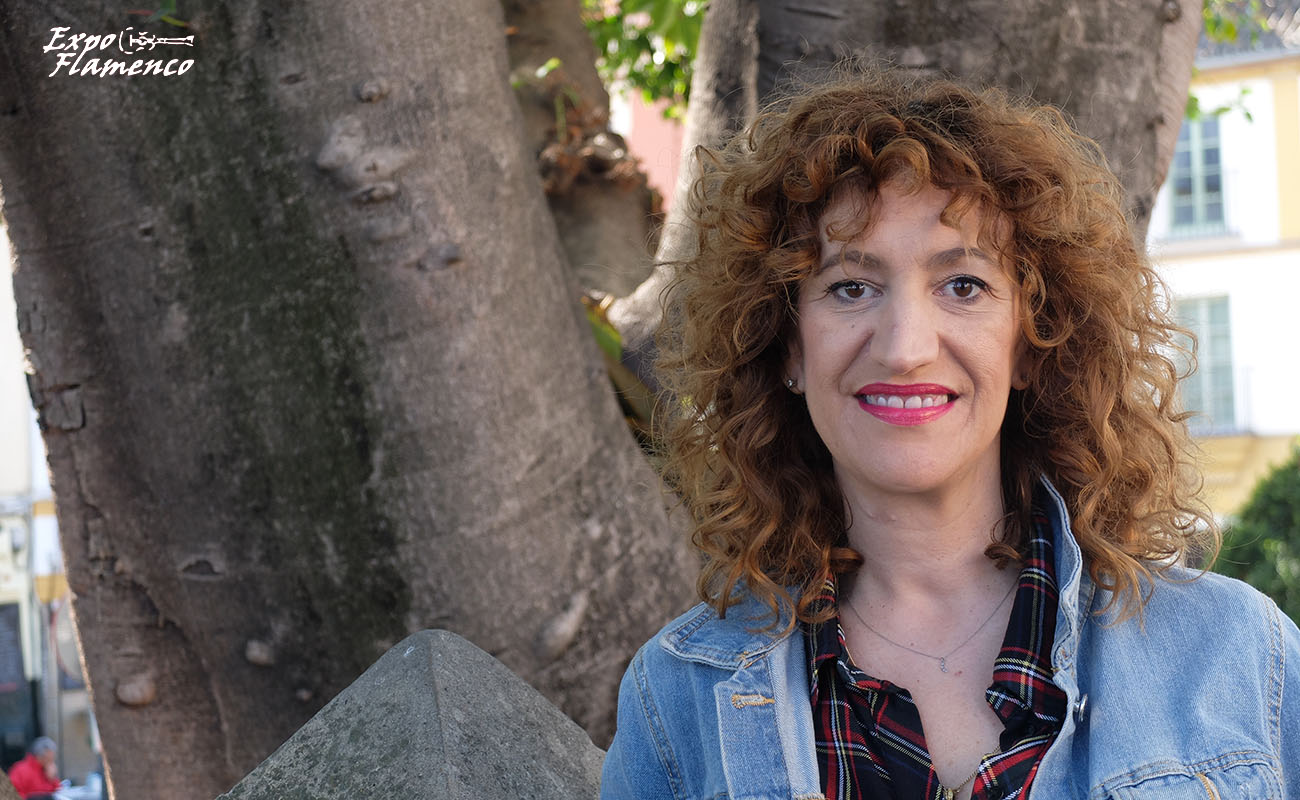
{"left": 1073, "top": 693, "right": 1089, "bottom": 723}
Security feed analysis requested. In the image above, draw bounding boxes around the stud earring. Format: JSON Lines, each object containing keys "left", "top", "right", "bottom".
{"left": 785, "top": 377, "right": 800, "bottom": 394}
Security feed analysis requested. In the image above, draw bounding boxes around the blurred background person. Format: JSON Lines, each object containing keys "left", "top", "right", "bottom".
{"left": 7, "top": 737, "right": 59, "bottom": 799}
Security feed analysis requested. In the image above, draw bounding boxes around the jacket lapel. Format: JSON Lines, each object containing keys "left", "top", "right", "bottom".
{"left": 713, "top": 629, "right": 825, "bottom": 800}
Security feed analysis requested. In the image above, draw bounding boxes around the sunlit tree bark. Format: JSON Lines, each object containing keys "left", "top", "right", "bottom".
{"left": 0, "top": 2, "right": 694, "bottom": 796}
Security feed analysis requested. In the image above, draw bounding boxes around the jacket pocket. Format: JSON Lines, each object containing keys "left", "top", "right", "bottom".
{"left": 1104, "top": 760, "right": 1281, "bottom": 800}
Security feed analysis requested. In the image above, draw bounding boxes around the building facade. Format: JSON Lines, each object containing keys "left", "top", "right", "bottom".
{"left": 1149, "top": 6, "right": 1300, "bottom": 517}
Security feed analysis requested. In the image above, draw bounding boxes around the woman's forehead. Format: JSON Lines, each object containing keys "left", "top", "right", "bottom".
{"left": 817, "top": 181, "right": 989, "bottom": 246}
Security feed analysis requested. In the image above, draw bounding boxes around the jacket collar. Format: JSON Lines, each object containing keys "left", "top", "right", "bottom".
{"left": 1036, "top": 476, "right": 1094, "bottom": 686}
{"left": 660, "top": 588, "right": 794, "bottom": 669}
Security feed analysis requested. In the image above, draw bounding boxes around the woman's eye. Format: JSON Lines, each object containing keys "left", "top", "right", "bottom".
{"left": 944, "top": 276, "right": 986, "bottom": 300}
{"left": 830, "top": 281, "right": 870, "bottom": 301}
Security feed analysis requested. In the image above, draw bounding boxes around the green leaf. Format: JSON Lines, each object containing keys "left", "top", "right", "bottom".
{"left": 585, "top": 305, "right": 623, "bottom": 363}
{"left": 651, "top": 0, "right": 677, "bottom": 35}
{"left": 1202, "top": 0, "right": 1268, "bottom": 44}
{"left": 535, "top": 57, "right": 563, "bottom": 80}
{"left": 581, "top": 0, "right": 702, "bottom": 116}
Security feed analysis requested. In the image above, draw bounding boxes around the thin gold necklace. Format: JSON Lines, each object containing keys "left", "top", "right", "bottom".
{"left": 939, "top": 763, "right": 983, "bottom": 800}
{"left": 842, "top": 581, "right": 1017, "bottom": 673}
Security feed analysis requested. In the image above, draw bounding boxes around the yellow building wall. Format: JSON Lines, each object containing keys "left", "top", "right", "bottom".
{"left": 1184, "top": 56, "right": 1300, "bottom": 519}
{"left": 1192, "top": 55, "right": 1300, "bottom": 241}
{"left": 1271, "top": 70, "right": 1300, "bottom": 239}
{"left": 1197, "top": 434, "right": 1299, "bottom": 517}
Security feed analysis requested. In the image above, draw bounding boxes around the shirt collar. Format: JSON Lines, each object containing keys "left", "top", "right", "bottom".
{"left": 986, "top": 508, "right": 1066, "bottom": 729}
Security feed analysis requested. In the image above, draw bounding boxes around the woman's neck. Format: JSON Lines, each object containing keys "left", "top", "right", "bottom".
{"left": 839, "top": 464, "right": 1011, "bottom": 603}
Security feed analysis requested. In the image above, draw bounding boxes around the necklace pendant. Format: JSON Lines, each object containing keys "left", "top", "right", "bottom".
{"left": 941, "top": 788, "right": 955, "bottom": 800}
{"left": 939, "top": 657, "right": 948, "bottom": 673}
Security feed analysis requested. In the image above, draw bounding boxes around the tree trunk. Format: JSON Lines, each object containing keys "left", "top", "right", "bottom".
{"left": 612, "top": 0, "right": 1202, "bottom": 390}
{"left": 0, "top": 2, "right": 694, "bottom": 797}
{"left": 504, "top": 0, "right": 660, "bottom": 296}
{"left": 607, "top": 0, "right": 761, "bottom": 390}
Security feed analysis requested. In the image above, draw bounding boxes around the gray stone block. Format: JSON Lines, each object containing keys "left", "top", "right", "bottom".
{"left": 219, "top": 630, "right": 603, "bottom": 799}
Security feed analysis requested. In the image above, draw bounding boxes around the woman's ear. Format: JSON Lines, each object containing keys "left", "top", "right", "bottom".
{"left": 784, "top": 340, "right": 805, "bottom": 394}
{"left": 1011, "top": 346, "right": 1032, "bottom": 391}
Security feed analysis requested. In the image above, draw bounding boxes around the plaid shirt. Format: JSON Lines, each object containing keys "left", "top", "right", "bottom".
{"left": 806, "top": 509, "right": 1066, "bottom": 800}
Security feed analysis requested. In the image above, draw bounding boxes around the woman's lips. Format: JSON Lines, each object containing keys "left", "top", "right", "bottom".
{"left": 855, "top": 383, "right": 956, "bottom": 426}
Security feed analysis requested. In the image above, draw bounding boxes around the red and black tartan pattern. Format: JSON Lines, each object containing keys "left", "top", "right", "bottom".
{"left": 805, "top": 508, "right": 1067, "bottom": 800}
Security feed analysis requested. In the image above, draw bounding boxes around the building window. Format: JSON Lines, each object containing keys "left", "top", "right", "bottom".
{"left": 1170, "top": 116, "right": 1226, "bottom": 234}
{"left": 1175, "top": 296, "right": 1235, "bottom": 434}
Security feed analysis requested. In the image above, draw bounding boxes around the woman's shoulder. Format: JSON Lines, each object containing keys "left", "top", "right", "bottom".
{"left": 1086, "top": 565, "right": 1295, "bottom": 665}
{"left": 1063, "top": 567, "right": 1300, "bottom": 798}
{"left": 1144, "top": 566, "right": 1286, "bottom": 630}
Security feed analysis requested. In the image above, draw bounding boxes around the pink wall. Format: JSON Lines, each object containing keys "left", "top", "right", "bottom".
{"left": 626, "top": 98, "right": 686, "bottom": 211}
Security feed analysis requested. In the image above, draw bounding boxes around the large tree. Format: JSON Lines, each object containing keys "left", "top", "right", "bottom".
{"left": 0, "top": 3, "right": 695, "bottom": 797}
{"left": 0, "top": 1, "right": 1199, "bottom": 797}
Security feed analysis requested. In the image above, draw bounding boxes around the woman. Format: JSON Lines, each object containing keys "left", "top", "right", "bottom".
{"left": 600, "top": 66, "right": 1300, "bottom": 800}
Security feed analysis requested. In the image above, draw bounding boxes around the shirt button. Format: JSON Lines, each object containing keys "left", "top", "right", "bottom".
{"left": 1073, "top": 693, "right": 1089, "bottom": 723}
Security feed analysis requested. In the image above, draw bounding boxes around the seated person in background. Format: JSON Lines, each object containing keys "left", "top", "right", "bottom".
{"left": 7, "top": 737, "right": 60, "bottom": 799}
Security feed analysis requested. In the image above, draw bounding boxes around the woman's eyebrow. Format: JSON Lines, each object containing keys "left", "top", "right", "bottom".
{"left": 816, "top": 246, "right": 994, "bottom": 274}
{"left": 928, "top": 246, "right": 996, "bottom": 268}
{"left": 817, "top": 248, "right": 884, "bottom": 274}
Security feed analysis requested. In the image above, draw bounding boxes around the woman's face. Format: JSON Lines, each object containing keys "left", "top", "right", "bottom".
{"left": 786, "top": 181, "right": 1027, "bottom": 503}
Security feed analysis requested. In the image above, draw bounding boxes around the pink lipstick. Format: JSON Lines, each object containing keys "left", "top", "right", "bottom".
{"left": 855, "top": 383, "right": 956, "bottom": 426}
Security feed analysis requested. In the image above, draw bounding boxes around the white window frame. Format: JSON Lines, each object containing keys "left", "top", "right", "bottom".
{"left": 1169, "top": 116, "right": 1226, "bottom": 236}
{"left": 1175, "top": 295, "right": 1235, "bottom": 434}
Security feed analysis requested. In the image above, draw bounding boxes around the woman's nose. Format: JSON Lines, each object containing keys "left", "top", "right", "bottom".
{"left": 870, "top": 294, "right": 940, "bottom": 375}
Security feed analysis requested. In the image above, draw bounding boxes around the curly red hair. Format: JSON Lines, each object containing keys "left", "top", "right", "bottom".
{"left": 656, "top": 64, "right": 1216, "bottom": 627}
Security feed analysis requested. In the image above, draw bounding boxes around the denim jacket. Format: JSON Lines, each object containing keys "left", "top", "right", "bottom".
{"left": 601, "top": 479, "right": 1300, "bottom": 799}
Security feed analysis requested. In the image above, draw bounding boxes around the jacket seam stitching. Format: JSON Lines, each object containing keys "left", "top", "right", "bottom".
{"left": 664, "top": 606, "right": 713, "bottom": 644}
{"left": 662, "top": 611, "right": 787, "bottom": 667}
{"left": 633, "top": 649, "right": 688, "bottom": 800}
{"left": 1266, "top": 592, "right": 1284, "bottom": 757}
{"left": 1089, "top": 751, "right": 1274, "bottom": 796}
{"left": 760, "top": 654, "right": 796, "bottom": 797}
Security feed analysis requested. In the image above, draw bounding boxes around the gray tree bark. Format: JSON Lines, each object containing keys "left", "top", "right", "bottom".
{"left": 504, "top": 0, "right": 660, "bottom": 296}
{"left": 607, "top": 0, "right": 761, "bottom": 390}
{"left": 611, "top": 0, "right": 1202, "bottom": 390}
{"left": 0, "top": 2, "right": 694, "bottom": 798}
